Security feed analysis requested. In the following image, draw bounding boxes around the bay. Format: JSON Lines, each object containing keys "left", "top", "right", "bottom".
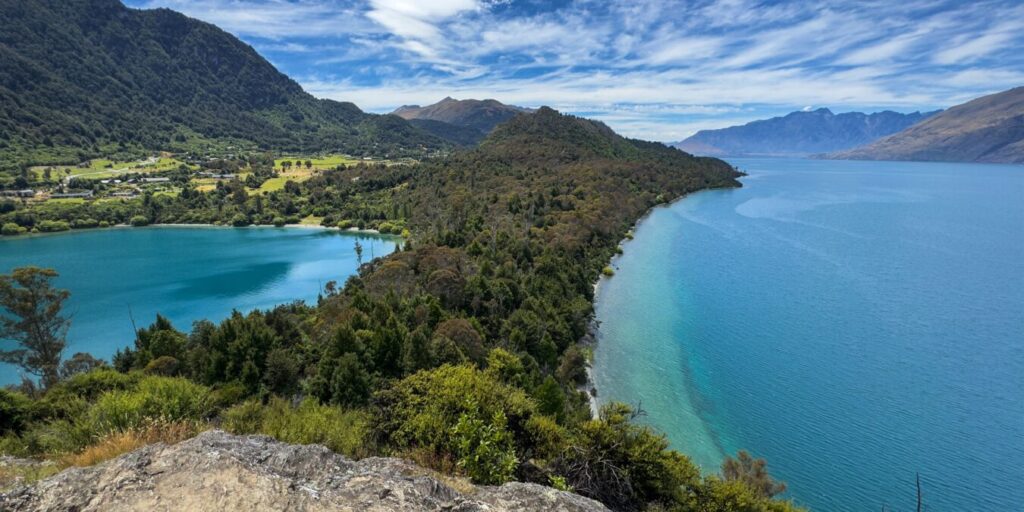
{"left": 0, "top": 226, "right": 398, "bottom": 384}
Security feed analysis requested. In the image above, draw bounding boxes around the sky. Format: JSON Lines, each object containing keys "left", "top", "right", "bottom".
{"left": 124, "top": 0, "right": 1024, "bottom": 142}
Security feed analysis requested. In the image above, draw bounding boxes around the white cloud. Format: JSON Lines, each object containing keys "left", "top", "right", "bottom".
{"left": 130, "top": 0, "right": 1024, "bottom": 142}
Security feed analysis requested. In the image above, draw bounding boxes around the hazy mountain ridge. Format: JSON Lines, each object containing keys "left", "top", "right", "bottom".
{"left": 675, "top": 108, "right": 938, "bottom": 157}
{"left": 392, "top": 97, "right": 532, "bottom": 145}
{"left": 828, "top": 87, "right": 1024, "bottom": 164}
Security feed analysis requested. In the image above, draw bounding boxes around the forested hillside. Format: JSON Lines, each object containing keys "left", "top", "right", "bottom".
{"left": 0, "top": 108, "right": 803, "bottom": 511}
{"left": 0, "top": 0, "right": 444, "bottom": 176}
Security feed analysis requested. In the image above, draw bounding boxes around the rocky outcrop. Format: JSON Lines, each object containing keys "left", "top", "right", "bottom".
{"left": 1, "top": 430, "right": 608, "bottom": 512}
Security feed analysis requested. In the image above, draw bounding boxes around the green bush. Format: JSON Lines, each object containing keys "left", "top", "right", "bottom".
{"left": 231, "top": 213, "right": 250, "bottom": 227}
{"left": 36, "top": 220, "right": 70, "bottom": 232}
{"left": 372, "top": 365, "right": 537, "bottom": 464}
{"left": 2, "top": 222, "right": 26, "bottom": 236}
{"left": 452, "top": 409, "right": 517, "bottom": 484}
{"left": 221, "top": 399, "right": 265, "bottom": 435}
{"left": 45, "top": 368, "right": 141, "bottom": 402}
{"left": 223, "top": 397, "right": 369, "bottom": 458}
{"left": 0, "top": 389, "right": 33, "bottom": 435}
{"left": 143, "top": 356, "right": 180, "bottom": 376}
{"left": 272, "top": 217, "right": 286, "bottom": 227}
{"left": 129, "top": 215, "right": 149, "bottom": 227}
{"left": 86, "top": 376, "right": 211, "bottom": 435}
{"left": 70, "top": 218, "right": 99, "bottom": 229}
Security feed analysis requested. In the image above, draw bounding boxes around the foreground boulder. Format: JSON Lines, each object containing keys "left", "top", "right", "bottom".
{"left": 1, "top": 430, "right": 607, "bottom": 511}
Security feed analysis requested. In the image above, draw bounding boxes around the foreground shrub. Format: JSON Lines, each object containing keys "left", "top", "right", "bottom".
{"left": 452, "top": 409, "right": 517, "bottom": 485}
{"left": 86, "top": 376, "right": 211, "bottom": 435}
{"left": 223, "top": 397, "right": 369, "bottom": 458}
{"left": 371, "top": 365, "right": 537, "bottom": 480}
{"left": 0, "top": 389, "right": 33, "bottom": 435}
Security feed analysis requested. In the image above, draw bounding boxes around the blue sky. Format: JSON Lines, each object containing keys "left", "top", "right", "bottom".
{"left": 125, "top": 0, "right": 1024, "bottom": 142}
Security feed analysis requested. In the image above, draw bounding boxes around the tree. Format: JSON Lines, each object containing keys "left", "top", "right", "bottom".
{"left": 721, "top": 450, "right": 787, "bottom": 499}
{"left": 60, "top": 352, "right": 106, "bottom": 379}
{"left": 0, "top": 267, "right": 71, "bottom": 389}
{"left": 354, "top": 240, "right": 364, "bottom": 266}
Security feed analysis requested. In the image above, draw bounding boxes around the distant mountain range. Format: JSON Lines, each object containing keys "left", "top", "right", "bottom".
{"left": 392, "top": 98, "right": 532, "bottom": 146}
{"left": 674, "top": 109, "right": 938, "bottom": 157}
{"left": 0, "top": 0, "right": 444, "bottom": 172}
{"left": 828, "top": 87, "right": 1024, "bottom": 164}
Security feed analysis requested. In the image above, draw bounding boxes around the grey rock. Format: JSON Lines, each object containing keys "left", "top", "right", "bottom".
{"left": 0, "top": 430, "right": 608, "bottom": 512}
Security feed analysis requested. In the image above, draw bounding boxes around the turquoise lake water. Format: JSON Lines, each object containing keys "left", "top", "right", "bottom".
{"left": 592, "top": 158, "right": 1024, "bottom": 511}
{"left": 0, "top": 226, "right": 398, "bottom": 384}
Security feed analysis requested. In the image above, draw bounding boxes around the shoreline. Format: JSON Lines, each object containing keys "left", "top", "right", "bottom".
{"left": 583, "top": 180, "right": 743, "bottom": 419}
{"left": 0, "top": 222, "right": 398, "bottom": 241}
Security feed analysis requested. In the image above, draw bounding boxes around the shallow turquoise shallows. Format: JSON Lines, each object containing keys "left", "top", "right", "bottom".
{"left": 0, "top": 226, "right": 398, "bottom": 384}
{"left": 592, "top": 158, "right": 1024, "bottom": 511}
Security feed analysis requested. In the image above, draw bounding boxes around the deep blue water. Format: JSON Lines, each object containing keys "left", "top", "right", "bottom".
{"left": 592, "top": 158, "right": 1024, "bottom": 511}
{"left": 0, "top": 226, "right": 398, "bottom": 384}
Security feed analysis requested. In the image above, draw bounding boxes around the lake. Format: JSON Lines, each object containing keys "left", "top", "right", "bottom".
{"left": 591, "top": 158, "right": 1024, "bottom": 511}
{"left": 0, "top": 226, "right": 399, "bottom": 385}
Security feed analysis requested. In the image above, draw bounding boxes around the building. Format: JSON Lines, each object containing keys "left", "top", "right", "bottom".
{"left": 50, "top": 190, "right": 94, "bottom": 199}
{"left": 1, "top": 189, "right": 35, "bottom": 198}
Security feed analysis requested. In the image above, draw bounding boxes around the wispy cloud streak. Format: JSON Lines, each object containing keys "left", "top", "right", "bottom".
{"left": 127, "top": 0, "right": 1024, "bottom": 140}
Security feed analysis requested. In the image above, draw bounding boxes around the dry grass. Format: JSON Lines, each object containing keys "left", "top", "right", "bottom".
{"left": 62, "top": 421, "right": 205, "bottom": 468}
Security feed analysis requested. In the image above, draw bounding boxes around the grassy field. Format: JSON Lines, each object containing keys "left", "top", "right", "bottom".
{"left": 33, "top": 155, "right": 196, "bottom": 181}
{"left": 273, "top": 154, "right": 362, "bottom": 171}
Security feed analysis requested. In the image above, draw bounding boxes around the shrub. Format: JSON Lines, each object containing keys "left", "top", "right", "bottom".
{"left": 129, "top": 215, "right": 148, "bottom": 227}
{"left": 143, "top": 356, "right": 180, "bottom": 376}
{"left": 36, "top": 220, "right": 70, "bottom": 232}
{"left": 336, "top": 219, "right": 354, "bottom": 230}
{"left": 70, "top": 218, "right": 99, "bottom": 229}
{"left": 86, "top": 376, "right": 211, "bottom": 435}
{"left": 221, "top": 399, "right": 264, "bottom": 435}
{"left": 223, "top": 397, "right": 369, "bottom": 458}
{"left": 552, "top": 402, "right": 701, "bottom": 511}
{"left": 41, "top": 368, "right": 141, "bottom": 408}
{"left": 272, "top": 217, "right": 286, "bottom": 227}
{"left": 1, "top": 222, "right": 26, "bottom": 236}
{"left": 601, "top": 266, "right": 615, "bottom": 277}
{"left": 452, "top": 409, "right": 517, "bottom": 484}
{"left": 231, "top": 213, "right": 250, "bottom": 227}
{"left": 0, "top": 389, "right": 33, "bottom": 435}
{"left": 371, "top": 365, "right": 537, "bottom": 468}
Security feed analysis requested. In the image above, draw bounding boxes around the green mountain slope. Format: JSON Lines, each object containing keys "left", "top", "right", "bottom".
{"left": 0, "top": 0, "right": 444, "bottom": 174}
{"left": 829, "top": 87, "right": 1024, "bottom": 164}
